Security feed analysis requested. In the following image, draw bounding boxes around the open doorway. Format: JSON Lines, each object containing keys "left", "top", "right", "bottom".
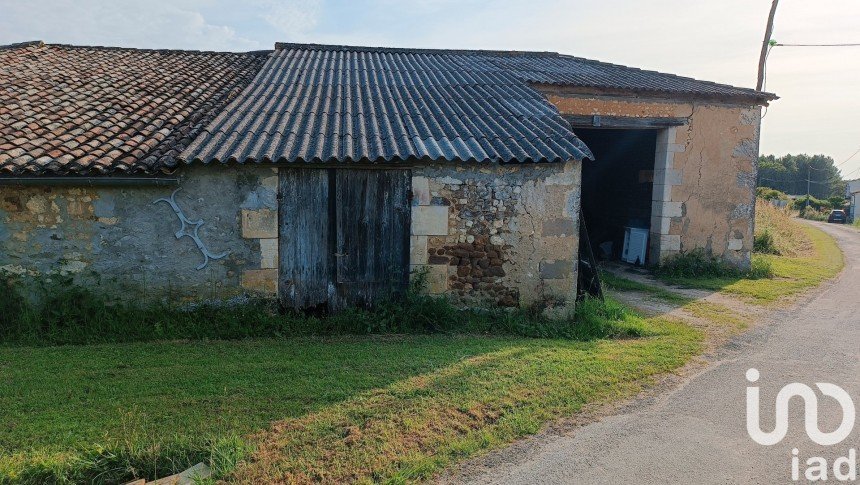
{"left": 577, "top": 128, "right": 658, "bottom": 265}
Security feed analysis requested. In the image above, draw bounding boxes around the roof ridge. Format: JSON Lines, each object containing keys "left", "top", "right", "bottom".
{"left": 0, "top": 40, "right": 44, "bottom": 51}
{"left": 6, "top": 41, "right": 273, "bottom": 56}
{"left": 274, "top": 42, "right": 561, "bottom": 58}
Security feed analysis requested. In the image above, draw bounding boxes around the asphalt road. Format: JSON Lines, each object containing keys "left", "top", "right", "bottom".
{"left": 460, "top": 221, "right": 860, "bottom": 484}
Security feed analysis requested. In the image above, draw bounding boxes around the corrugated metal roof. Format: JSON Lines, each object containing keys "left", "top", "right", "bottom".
{"left": 181, "top": 45, "right": 596, "bottom": 165}
{"left": 181, "top": 43, "right": 774, "bottom": 166}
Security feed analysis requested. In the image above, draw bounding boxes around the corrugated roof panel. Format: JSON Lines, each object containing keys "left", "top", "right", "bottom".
{"left": 178, "top": 43, "right": 776, "bottom": 166}
{"left": 181, "top": 44, "right": 601, "bottom": 165}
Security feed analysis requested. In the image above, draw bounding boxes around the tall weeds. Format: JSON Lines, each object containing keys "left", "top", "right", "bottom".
{"left": 0, "top": 275, "right": 639, "bottom": 346}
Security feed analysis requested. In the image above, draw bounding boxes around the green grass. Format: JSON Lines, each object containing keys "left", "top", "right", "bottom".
{"left": 0, "top": 302, "right": 701, "bottom": 484}
{"left": 0, "top": 275, "right": 636, "bottom": 346}
{"left": 2, "top": 216, "right": 840, "bottom": 483}
{"left": 658, "top": 225, "right": 843, "bottom": 304}
{"left": 231, "top": 314, "right": 701, "bottom": 483}
{"left": 600, "top": 272, "right": 693, "bottom": 305}
{"left": 602, "top": 273, "right": 746, "bottom": 331}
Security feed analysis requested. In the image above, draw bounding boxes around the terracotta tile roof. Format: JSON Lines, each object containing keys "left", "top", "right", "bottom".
{"left": 0, "top": 41, "right": 268, "bottom": 175}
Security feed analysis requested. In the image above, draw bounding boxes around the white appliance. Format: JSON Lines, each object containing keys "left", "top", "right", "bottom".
{"left": 621, "top": 227, "right": 649, "bottom": 265}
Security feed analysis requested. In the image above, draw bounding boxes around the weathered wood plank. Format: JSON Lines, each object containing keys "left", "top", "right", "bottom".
{"left": 334, "top": 169, "right": 410, "bottom": 309}
{"left": 564, "top": 114, "right": 687, "bottom": 129}
{"left": 278, "top": 168, "right": 331, "bottom": 310}
{"left": 149, "top": 462, "right": 211, "bottom": 485}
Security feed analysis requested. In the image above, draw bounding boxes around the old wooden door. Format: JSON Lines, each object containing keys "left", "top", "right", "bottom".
{"left": 279, "top": 168, "right": 411, "bottom": 311}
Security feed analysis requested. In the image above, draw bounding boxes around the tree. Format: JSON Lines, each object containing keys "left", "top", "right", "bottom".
{"left": 757, "top": 154, "right": 846, "bottom": 199}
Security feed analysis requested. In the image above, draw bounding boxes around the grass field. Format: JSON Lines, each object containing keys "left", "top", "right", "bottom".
{"left": 0, "top": 218, "right": 844, "bottom": 484}
{"left": 659, "top": 213, "right": 844, "bottom": 304}
{"left": 0, "top": 312, "right": 702, "bottom": 483}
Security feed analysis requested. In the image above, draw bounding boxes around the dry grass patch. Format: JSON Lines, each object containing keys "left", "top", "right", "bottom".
{"left": 754, "top": 200, "right": 814, "bottom": 257}
{"left": 231, "top": 319, "right": 702, "bottom": 483}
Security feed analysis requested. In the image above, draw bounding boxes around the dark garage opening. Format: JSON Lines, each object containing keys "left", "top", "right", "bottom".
{"left": 577, "top": 128, "right": 658, "bottom": 265}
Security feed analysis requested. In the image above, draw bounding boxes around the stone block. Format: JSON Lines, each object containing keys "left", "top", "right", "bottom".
{"left": 412, "top": 206, "right": 449, "bottom": 235}
{"left": 410, "top": 235, "right": 428, "bottom": 264}
{"left": 411, "top": 176, "right": 431, "bottom": 206}
{"left": 542, "top": 218, "right": 576, "bottom": 237}
{"left": 651, "top": 183, "right": 672, "bottom": 203}
{"left": 411, "top": 264, "right": 448, "bottom": 294}
{"left": 241, "top": 209, "right": 277, "bottom": 239}
{"left": 656, "top": 126, "right": 680, "bottom": 147}
{"left": 241, "top": 269, "right": 277, "bottom": 294}
{"left": 659, "top": 234, "right": 681, "bottom": 251}
{"left": 727, "top": 238, "right": 744, "bottom": 251}
{"left": 654, "top": 149, "right": 674, "bottom": 171}
{"left": 660, "top": 201, "right": 684, "bottom": 218}
{"left": 655, "top": 168, "right": 683, "bottom": 186}
{"left": 540, "top": 259, "right": 573, "bottom": 280}
{"left": 650, "top": 215, "right": 671, "bottom": 235}
{"left": 259, "top": 238, "right": 278, "bottom": 269}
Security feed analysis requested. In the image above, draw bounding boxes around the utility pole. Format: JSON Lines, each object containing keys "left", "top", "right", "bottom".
{"left": 757, "top": 0, "right": 780, "bottom": 91}
{"left": 806, "top": 164, "right": 811, "bottom": 210}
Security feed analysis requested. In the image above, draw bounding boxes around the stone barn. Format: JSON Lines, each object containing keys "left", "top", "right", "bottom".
{"left": 0, "top": 41, "right": 775, "bottom": 311}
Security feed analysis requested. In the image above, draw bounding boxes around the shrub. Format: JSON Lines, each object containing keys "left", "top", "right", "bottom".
{"left": 827, "top": 196, "right": 848, "bottom": 209}
{"left": 792, "top": 194, "right": 839, "bottom": 214}
{"left": 756, "top": 187, "right": 789, "bottom": 201}
{"left": 749, "top": 257, "right": 774, "bottom": 280}
{"left": 653, "top": 250, "right": 740, "bottom": 279}
{"left": 0, "top": 275, "right": 638, "bottom": 346}
{"left": 753, "top": 229, "right": 778, "bottom": 255}
{"left": 799, "top": 207, "right": 829, "bottom": 222}
{"left": 654, "top": 250, "right": 773, "bottom": 281}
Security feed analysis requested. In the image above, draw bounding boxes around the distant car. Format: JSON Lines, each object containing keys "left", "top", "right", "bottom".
{"left": 828, "top": 209, "right": 847, "bottom": 224}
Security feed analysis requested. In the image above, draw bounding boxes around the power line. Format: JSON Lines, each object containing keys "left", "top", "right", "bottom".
{"left": 774, "top": 42, "right": 860, "bottom": 47}
{"left": 837, "top": 147, "right": 860, "bottom": 168}
{"left": 845, "top": 165, "right": 860, "bottom": 178}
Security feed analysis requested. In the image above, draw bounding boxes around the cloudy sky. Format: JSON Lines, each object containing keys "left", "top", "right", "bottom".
{"left": 2, "top": 1, "right": 859, "bottom": 178}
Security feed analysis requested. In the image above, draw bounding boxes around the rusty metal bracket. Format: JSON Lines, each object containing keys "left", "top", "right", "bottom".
{"left": 154, "top": 188, "right": 229, "bottom": 270}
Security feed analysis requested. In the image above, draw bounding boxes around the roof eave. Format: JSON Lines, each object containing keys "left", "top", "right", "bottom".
{"left": 532, "top": 83, "right": 777, "bottom": 106}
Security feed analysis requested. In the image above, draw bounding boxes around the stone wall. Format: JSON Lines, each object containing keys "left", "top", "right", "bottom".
{"left": 410, "top": 161, "right": 581, "bottom": 308}
{"left": 0, "top": 161, "right": 581, "bottom": 309}
{"left": 0, "top": 164, "right": 278, "bottom": 301}
{"left": 543, "top": 90, "right": 762, "bottom": 267}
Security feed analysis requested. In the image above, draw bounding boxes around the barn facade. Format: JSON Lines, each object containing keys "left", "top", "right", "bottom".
{"left": 0, "top": 41, "right": 775, "bottom": 310}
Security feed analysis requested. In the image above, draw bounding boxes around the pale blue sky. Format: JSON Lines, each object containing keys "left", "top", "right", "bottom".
{"left": 2, "top": 1, "right": 859, "bottom": 178}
